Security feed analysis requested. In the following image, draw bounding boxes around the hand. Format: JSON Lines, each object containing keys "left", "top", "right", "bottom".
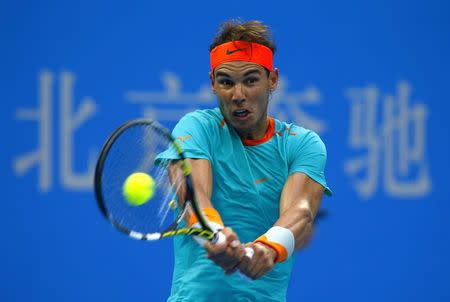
{"left": 238, "top": 242, "right": 277, "bottom": 280}
{"left": 204, "top": 227, "right": 245, "bottom": 274}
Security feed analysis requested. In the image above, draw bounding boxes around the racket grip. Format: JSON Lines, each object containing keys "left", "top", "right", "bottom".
{"left": 214, "top": 231, "right": 226, "bottom": 244}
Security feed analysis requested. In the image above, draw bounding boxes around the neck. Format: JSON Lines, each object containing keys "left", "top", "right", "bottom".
{"left": 237, "top": 116, "right": 270, "bottom": 141}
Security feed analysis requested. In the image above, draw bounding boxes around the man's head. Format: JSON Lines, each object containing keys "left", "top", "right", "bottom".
{"left": 209, "top": 20, "right": 276, "bottom": 58}
{"left": 210, "top": 20, "right": 279, "bottom": 139}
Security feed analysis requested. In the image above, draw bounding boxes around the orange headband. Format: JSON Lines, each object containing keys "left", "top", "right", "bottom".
{"left": 210, "top": 41, "right": 273, "bottom": 72}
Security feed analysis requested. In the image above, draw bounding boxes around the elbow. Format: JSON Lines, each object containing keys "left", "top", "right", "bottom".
{"left": 295, "top": 203, "right": 313, "bottom": 224}
{"left": 294, "top": 207, "right": 314, "bottom": 250}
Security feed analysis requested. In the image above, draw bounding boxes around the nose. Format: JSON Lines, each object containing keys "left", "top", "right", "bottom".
{"left": 232, "top": 83, "right": 245, "bottom": 105}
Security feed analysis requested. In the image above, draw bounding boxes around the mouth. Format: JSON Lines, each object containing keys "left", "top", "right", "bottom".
{"left": 232, "top": 109, "right": 250, "bottom": 119}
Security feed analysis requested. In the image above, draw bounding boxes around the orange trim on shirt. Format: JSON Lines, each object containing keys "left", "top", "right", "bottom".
{"left": 255, "top": 235, "right": 288, "bottom": 263}
{"left": 220, "top": 119, "right": 226, "bottom": 128}
{"left": 242, "top": 117, "right": 275, "bottom": 146}
{"left": 177, "top": 135, "right": 192, "bottom": 142}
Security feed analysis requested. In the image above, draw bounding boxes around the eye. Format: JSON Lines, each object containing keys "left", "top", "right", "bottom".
{"left": 245, "top": 77, "right": 260, "bottom": 85}
{"left": 218, "top": 79, "right": 233, "bottom": 87}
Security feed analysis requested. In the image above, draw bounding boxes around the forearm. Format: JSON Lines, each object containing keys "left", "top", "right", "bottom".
{"left": 188, "top": 158, "right": 214, "bottom": 208}
{"left": 255, "top": 173, "right": 324, "bottom": 262}
{"left": 274, "top": 199, "right": 315, "bottom": 250}
{"left": 182, "top": 158, "right": 226, "bottom": 231}
{"left": 276, "top": 172, "right": 323, "bottom": 251}
{"left": 168, "top": 159, "right": 216, "bottom": 226}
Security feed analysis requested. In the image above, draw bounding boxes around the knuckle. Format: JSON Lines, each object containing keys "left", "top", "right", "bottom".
{"left": 255, "top": 246, "right": 264, "bottom": 256}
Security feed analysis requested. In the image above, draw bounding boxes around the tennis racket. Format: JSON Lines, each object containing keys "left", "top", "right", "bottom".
{"left": 94, "top": 119, "right": 253, "bottom": 257}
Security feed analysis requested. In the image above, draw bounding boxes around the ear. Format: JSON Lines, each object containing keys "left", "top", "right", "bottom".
{"left": 269, "top": 68, "right": 279, "bottom": 91}
{"left": 210, "top": 72, "right": 216, "bottom": 94}
{"left": 209, "top": 71, "right": 215, "bottom": 86}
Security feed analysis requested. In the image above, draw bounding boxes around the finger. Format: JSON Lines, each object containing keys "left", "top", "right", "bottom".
{"left": 222, "top": 244, "right": 245, "bottom": 266}
{"left": 246, "top": 250, "right": 259, "bottom": 276}
{"left": 228, "top": 241, "right": 246, "bottom": 259}
{"left": 208, "top": 236, "right": 241, "bottom": 258}
{"left": 245, "top": 244, "right": 268, "bottom": 279}
{"left": 238, "top": 244, "right": 255, "bottom": 277}
{"left": 205, "top": 230, "right": 245, "bottom": 272}
{"left": 252, "top": 260, "right": 271, "bottom": 280}
{"left": 255, "top": 259, "right": 275, "bottom": 279}
{"left": 238, "top": 252, "right": 251, "bottom": 275}
{"left": 212, "top": 255, "right": 239, "bottom": 273}
{"left": 207, "top": 246, "right": 242, "bottom": 269}
{"left": 221, "top": 227, "right": 239, "bottom": 245}
{"left": 205, "top": 229, "right": 235, "bottom": 254}
{"left": 224, "top": 262, "right": 240, "bottom": 275}
{"left": 204, "top": 238, "right": 227, "bottom": 255}
{"left": 216, "top": 230, "right": 244, "bottom": 259}
{"left": 250, "top": 245, "right": 275, "bottom": 279}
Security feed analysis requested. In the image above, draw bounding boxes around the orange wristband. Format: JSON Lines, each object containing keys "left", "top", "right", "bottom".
{"left": 188, "top": 207, "right": 224, "bottom": 228}
{"left": 255, "top": 235, "right": 288, "bottom": 263}
{"left": 254, "top": 226, "right": 295, "bottom": 263}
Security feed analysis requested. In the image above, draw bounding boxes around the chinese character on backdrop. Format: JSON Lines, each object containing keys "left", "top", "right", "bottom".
{"left": 345, "top": 81, "right": 431, "bottom": 199}
{"left": 14, "top": 70, "right": 97, "bottom": 192}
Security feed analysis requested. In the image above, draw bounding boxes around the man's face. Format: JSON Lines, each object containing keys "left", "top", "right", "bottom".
{"left": 212, "top": 61, "right": 278, "bottom": 137}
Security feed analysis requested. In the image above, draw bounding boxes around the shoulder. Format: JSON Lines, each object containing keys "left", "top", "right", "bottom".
{"left": 274, "top": 118, "right": 326, "bottom": 153}
{"left": 177, "top": 108, "right": 223, "bottom": 131}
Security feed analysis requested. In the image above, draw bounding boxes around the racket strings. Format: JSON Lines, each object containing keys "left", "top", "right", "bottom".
{"left": 100, "top": 123, "right": 185, "bottom": 235}
{"left": 155, "top": 159, "right": 182, "bottom": 227}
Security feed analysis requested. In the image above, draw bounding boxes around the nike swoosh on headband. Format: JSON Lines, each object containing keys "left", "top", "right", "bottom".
{"left": 226, "top": 48, "right": 246, "bottom": 55}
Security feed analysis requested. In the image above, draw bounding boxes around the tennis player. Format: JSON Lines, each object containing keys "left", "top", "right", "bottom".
{"left": 164, "top": 20, "right": 332, "bottom": 302}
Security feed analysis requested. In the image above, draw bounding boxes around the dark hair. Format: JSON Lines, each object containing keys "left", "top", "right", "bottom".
{"left": 209, "top": 19, "right": 276, "bottom": 53}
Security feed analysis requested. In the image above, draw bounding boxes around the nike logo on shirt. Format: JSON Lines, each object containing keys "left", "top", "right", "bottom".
{"left": 255, "top": 177, "right": 270, "bottom": 184}
{"left": 177, "top": 135, "right": 192, "bottom": 142}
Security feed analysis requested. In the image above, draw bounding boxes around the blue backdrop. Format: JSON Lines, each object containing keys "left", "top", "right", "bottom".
{"left": 2, "top": 1, "right": 450, "bottom": 301}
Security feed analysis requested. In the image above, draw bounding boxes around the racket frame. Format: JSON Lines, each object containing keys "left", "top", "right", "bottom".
{"left": 94, "top": 119, "right": 216, "bottom": 242}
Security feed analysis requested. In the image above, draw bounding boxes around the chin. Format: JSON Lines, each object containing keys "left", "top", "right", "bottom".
{"left": 230, "top": 120, "right": 253, "bottom": 133}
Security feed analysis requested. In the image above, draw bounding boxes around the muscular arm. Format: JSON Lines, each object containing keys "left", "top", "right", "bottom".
{"left": 168, "top": 158, "right": 213, "bottom": 215}
{"left": 171, "top": 158, "right": 244, "bottom": 272}
{"left": 276, "top": 172, "right": 324, "bottom": 250}
{"left": 187, "top": 158, "right": 214, "bottom": 209}
{"left": 239, "top": 172, "right": 325, "bottom": 279}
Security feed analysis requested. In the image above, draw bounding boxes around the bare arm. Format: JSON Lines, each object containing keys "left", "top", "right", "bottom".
{"left": 172, "top": 158, "right": 245, "bottom": 272}
{"left": 276, "top": 172, "right": 324, "bottom": 249}
{"left": 188, "top": 158, "right": 214, "bottom": 209}
{"left": 239, "top": 172, "right": 324, "bottom": 279}
{"left": 167, "top": 158, "right": 213, "bottom": 219}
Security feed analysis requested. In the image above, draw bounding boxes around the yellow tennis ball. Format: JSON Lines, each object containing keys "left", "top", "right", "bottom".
{"left": 123, "top": 172, "right": 155, "bottom": 206}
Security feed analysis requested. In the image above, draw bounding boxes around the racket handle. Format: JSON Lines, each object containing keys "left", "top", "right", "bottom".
{"left": 214, "top": 231, "right": 226, "bottom": 244}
